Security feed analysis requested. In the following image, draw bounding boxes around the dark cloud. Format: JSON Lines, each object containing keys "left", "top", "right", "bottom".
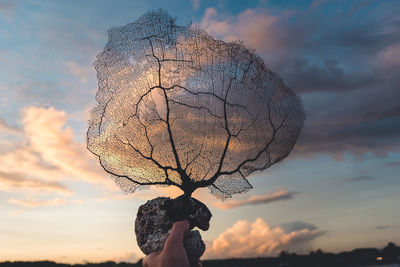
{"left": 215, "top": 190, "right": 297, "bottom": 209}
{"left": 294, "top": 99, "right": 400, "bottom": 157}
{"left": 0, "top": 117, "right": 21, "bottom": 133}
{"left": 200, "top": 2, "right": 400, "bottom": 157}
{"left": 386, "top": 161, "right": 400, "bottom": 167}
{"left": 280, "top": 221, "right": 318, "bottom": 233}
{"left": 374, "top": 225, "right": 390, "bottom": 230}
{"left": 279, "top": 58, "right": 377, "bottom": 93}
{"left": 339, "top": 176, "right": 375, "bottom": 183}
{"left": 264, "top": 2, "right": 400, "bottom": 157}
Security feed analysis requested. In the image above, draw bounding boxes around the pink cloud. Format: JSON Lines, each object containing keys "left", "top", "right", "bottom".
{"left": 0, "top": 106, "right": 117, "bottom": 200}
{"left": 22, "top": 106, "right": 107, "bottom": 184}
{"left": 190, "top": 0, "right": 200, "bottom": 10}
{"left": 199, "top": 8, "right": 281, "bottom": 53}
{"left": 379, "top": 43, "right": 400, "bottom": 68}
{"left": 1, "top": 106, "right": 189, "bottom": 201}
{"left": 205, "top": 218, "right": 322, "bottom": 259}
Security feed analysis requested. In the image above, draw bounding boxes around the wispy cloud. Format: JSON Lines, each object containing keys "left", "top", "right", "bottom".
{"left": 0, "top": 0, "right": 14, "bottom": 21}
{"left": 200, "top": 8, "right": 280, "bottom": 53}
{"left": 374, "top": 225, "right": 390, "bottom": 230}
{"left": 190, "top": 0, "right": 200, "bottom": 10}
{"left": 7, "top": 197, "right": 67, "bottom": 208}
{"left": 339, "top": 175, "right": 375, "bottom": 184}
{"left": 66, "top": 61, "right": 94, "bottom": 84}
{"left": 0, "top": 117, "right": 21, "bottom": 134}
{"left": 0, "top": 0, "right": 13, "bottom": 10}
{"left": 386, "top": 161, "right": 400, "bottom": 167}
{"left": 205, "top": 218, "right": 323, "bottom": 259}
{"left": 0, "top": 169, "right": 72, "bottom": 195}
{"left": 214, "top": 190, "right": 296, "bottom": 210}
{"left": 280, "top": 221, "right": 318, "bottom": 232}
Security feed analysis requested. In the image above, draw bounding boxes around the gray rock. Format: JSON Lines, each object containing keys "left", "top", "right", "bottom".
{"left": 135, "top": 196, "right": 209, "bottom": 264}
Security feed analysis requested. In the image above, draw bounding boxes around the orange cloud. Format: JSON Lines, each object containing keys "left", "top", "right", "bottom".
{"left": 205, "top": 218, "right": 322, "bottom": 259}
{"left": 214, "top": 190, "right": 296, "bottom": 210}
{"left": 22, "top": 106, "right": 107, "bottom": 184}
{"left": 0, "top": 106, "right": 117, "bottom": 201}
{"left": 7, "top": 197, "right": 67, "bottom": 208}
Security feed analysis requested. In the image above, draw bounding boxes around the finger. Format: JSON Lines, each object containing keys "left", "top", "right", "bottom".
{"left": 164, "top": 220, "right": 190, "bottom": 248}
{"left": 142, "top": 251, "right": 160, "bottom": 267}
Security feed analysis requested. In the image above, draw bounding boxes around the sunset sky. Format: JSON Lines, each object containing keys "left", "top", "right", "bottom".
{"left": 1, "top": 0, "right": 400, "bottom": 263}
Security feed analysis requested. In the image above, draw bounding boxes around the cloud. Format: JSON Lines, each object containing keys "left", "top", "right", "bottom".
{"left": 22, "top": 106, "right": 107, "bottom": 184}
{"left": 339, "top": 176, "right": 375, "bottom": 183}
{"left": 190, "top": 0, "right": 200, "bottom": 10}
{"left": 0, "top": 0, "right": 12, "bottom": 10}
{"left": 0, "top": 0, "right": 13, "bottom": 20}
{"left": 0, "top": 117, "right": 22, "bottom": 134}
{"left": 66, "top": 61, "right": 94, "bottom": 84}
{"left": 280, "top": 221, "right": 318, "bottom": 232}
{"left": 0, "top": 106, "right": 116, "bottom": 201}
{"left": 198, "top": 5, "right": 400, "bottom": 158}
{"left": 0, "top": 169, "right": 72, "bottom": 195}
{"left": 214, "top": 190, "right": 296, "bottom": 210}
{"left": 1, "top": 105, "right": 203, "bottom": 203}
{"left": 295, "top": 107, "right": 400, "bottom": 158}
{"left": 374, "top": 225, "right": 390, "bottom": 230}
{"left": 1, "top": 106, "right": 214, "bottom": 201}
{"left": 279, "top": 58, "right": 376, "bottom": 93}
{"left": 205, "top": 218, "right": 323, "bottom": 259}
{"left": 200, "top": 8, "right": 280, "bottom": 53}
{"left": 387, "top": 161, "right": 400, "bottom": 167}
{"left": 7, "top": 197, "right": 67, "bottom": 208}
{"left": 12, "top": 81, "right": 64, "bottom": 105}
{"left": 379, "top": 43, "right": 400, "bottom": 68}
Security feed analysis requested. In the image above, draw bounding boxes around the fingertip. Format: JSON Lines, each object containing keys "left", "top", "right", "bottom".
{"left": 170, "top": 220, "right": 190, "bottom": 235}
{"left": 142, "top": 252, "right": 160, "bottom": 267}
{"left": 164, "top": 220, "right": 190, "bottom": 248}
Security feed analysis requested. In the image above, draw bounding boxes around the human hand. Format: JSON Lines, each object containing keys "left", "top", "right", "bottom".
{"left": 142, "top": 220, "right": 202, "bottom": 267}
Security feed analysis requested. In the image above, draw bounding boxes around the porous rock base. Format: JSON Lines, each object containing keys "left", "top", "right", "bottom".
{"left": 135, "top": 196, "right": 211, "bottom": 265}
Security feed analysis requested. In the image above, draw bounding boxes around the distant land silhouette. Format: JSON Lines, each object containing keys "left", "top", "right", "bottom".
{"left": 1, "top": 242, "right": 400, "bottom": 267}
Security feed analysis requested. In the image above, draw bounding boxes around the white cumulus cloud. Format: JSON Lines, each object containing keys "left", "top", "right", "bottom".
{"left": 205, "top": 218, "right": 323, "bottom": 259}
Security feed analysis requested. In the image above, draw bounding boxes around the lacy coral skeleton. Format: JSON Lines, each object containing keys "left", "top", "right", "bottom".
{"left": 87, "top": 9, "right": 305, "bottom": 199}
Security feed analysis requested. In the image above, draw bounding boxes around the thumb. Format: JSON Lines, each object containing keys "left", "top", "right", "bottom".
{"left": 164, "top": 220, "right": 190, "bottom": 249}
